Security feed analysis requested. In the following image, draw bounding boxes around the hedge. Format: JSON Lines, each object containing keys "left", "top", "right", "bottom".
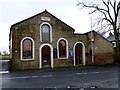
{"left": 114, "top": 52, "right": 120, "bottom": 63}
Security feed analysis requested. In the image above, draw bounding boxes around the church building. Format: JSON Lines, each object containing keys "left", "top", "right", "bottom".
{"left": 9, "top": 10, "right": 114, "bottom": 70}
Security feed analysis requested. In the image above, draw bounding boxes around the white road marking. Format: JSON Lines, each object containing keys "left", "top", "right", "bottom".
{"left": 76, "top": 71, "right": 114, "bottom": 75}
{"left": 76, "top": 72, "right": 87, "bottom": 75}
{"left": 0, "top": 71, "right": 9, "bottom": 74}
{"left": 41, "top": 75, "right": 52, "bottom": 77}
{"left": 76, "top": 73, "right": 82, "bottom": 75}
{"left": 90, "top": 72, "right": 100, "bottom": 74}
{"left": 83, "top": 73, "right": 87, "bottom": 74}
{"left": 31, "top": 76, "right": 39, "bottom": 78}
{"left": 2, "top": 74, "right": 52, "bottom": 80}
{"left": 2, "top": 76, "right": 31, "bottom": 79}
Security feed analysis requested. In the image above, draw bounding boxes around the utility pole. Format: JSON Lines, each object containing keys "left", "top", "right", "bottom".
{"left": 90, "top": 16, "right": 94, "bottom": 64}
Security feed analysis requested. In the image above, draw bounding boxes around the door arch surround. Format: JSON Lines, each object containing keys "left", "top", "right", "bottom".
{"left": 39, "top": 44, "right": 53, "bottom": 68}
{"left": 74, "top": 42, "right": 86, "bottom": 66}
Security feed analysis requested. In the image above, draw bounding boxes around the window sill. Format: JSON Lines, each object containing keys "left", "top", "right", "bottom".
{"left": 58, "top": 57, "right": 68, "bottom": 59}
{"left": 21, "top": 59, "right": 34, "bottom": 61}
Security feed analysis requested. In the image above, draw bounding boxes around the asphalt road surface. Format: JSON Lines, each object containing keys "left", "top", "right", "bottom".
{"left": 1, "top": 65, "right": 119, "bottom": 89}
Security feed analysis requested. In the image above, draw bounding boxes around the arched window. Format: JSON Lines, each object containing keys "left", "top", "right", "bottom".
{"left": 41, "top": 24, "right": 50, "bottom": 42}
{"left": 40, "top": 22, "right": 52, "bottom": 42}
{"left": 21, "top": 37, "right": 34, "bottom": 60}
{"left": 57, "top": 38, "right": 68, "bottom": 59}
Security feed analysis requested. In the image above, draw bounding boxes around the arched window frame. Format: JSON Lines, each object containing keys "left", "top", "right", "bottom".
{"left": 39, "top": 43, "right": 53, "bottom": 68}
{"left": 21, "top": 37, "right": 35, "bottom": 61}
{"left": 73, "top": 42, "right": 86, "bottom": 66}
{"left": 57, "top": 38, "right": 68, "bottom": 59}
{"left": 40, "top": 22, "right": 52, "bottom": 42}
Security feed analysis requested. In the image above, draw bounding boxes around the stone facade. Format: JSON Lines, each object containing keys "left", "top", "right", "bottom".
{"left": 9, "top": 10, "right": 114, "bottom": 70}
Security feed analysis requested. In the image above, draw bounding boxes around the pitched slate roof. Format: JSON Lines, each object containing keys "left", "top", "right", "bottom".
{"left": 107, "top": 34, "right": 120, "bottom": 42}
{"left": 10, "top": 9, "right": 75, "bottom": 31}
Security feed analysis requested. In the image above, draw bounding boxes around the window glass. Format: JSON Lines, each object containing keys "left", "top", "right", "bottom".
{"left": 59, "top": 40, "right": 66, "bottom": 58}
{"left": 22, "top": 39, "right": 33, "bottom": 59}
{"left": 41, "top": 24, "right": 50, "bottom": 42}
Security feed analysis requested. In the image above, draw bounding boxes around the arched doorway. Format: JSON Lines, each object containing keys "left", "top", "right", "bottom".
{"left": 42, "top": 45, "right": 51, "bottom": 67}
{"left": 75, "top": 43, "right": 82, "bottom": 65}
{"left": 74, "top": 42, "right": 86, "bottom": 66}
{"left": 39, "top": 44, "right": 53, "bottom": 68}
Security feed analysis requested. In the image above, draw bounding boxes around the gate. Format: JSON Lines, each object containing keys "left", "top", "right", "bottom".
{"left": 0, "top": 60, "right": 10, "bottom": 73}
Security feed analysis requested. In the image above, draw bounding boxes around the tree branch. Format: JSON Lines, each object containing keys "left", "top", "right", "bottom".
{"left": 102, "top": 0, "right": 114, "bottom": 23}
{"left": 116, "top": 2, "right": 120, "bottom": 19}
{"left": 77, "top": 0, "right": 120, "bottom": 51}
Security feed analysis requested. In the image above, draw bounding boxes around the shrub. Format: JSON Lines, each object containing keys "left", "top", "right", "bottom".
{"left": 114, "top": 52, "right": 120, "bottom": 63}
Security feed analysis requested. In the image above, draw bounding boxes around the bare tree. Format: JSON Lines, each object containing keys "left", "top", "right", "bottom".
{"left": 77, "top": 0, "right": 120, "bottom": 52}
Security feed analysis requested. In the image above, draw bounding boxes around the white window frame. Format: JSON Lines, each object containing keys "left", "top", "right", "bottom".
{"left": 40, "top": 22, "right": 52, "bottom": 42}
{"left": 10, "top": 32, "right": 12, "bottom": 59}
{"left": 112, "top": 42, "right": 116, "bottom": 47}
{"left": 21, "top": 37, "right": 35, "bottom": 61}
{"left": 57, "top": 38, "right": 68, "bottom": 59}
{"left": 39, "top": 44, "right": 53, "bottom": 69}
{"left": 73, "top": 42, "right": 86, "bottom": 66}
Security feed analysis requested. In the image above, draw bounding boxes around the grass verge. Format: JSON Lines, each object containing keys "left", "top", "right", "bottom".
{"left": 0, "top": 55, "right": 10, "bottom": 60}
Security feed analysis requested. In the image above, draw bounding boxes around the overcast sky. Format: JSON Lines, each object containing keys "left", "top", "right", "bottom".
{"left": 0, "top": 0, "right": 91, "bottom": 53}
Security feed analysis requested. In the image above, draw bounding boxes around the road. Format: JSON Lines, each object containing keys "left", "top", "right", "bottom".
{"left": 1, "top": 65, "right": 119, "bottom": 89}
